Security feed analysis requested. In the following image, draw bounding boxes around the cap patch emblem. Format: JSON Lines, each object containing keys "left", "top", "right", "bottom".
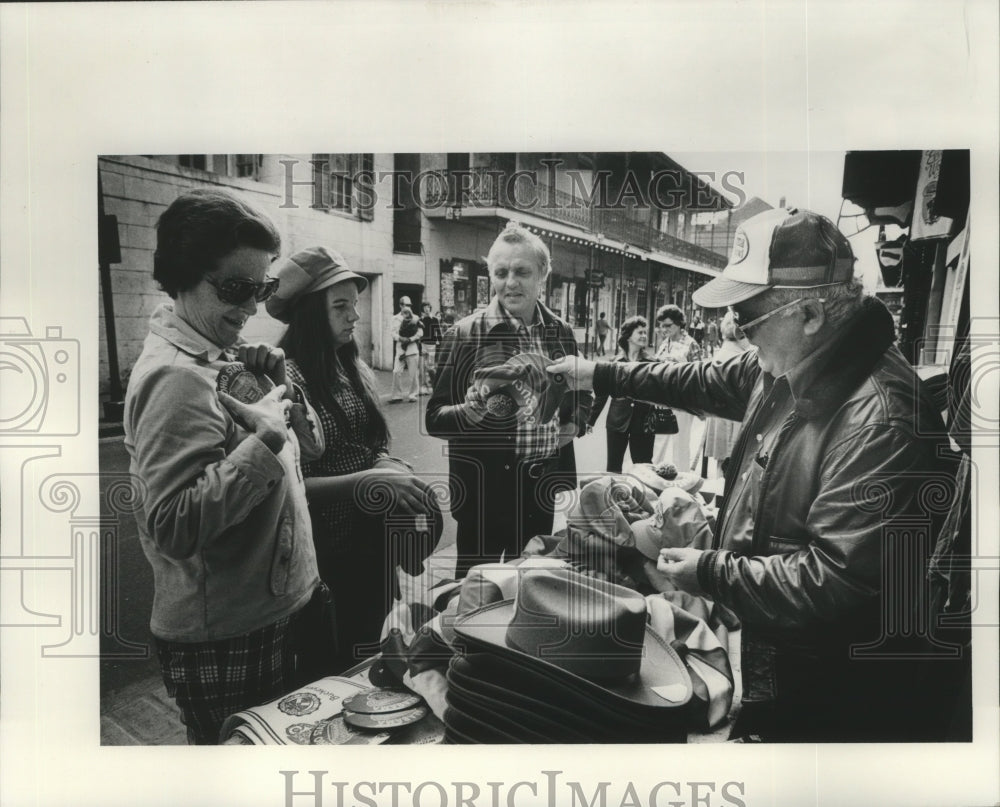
{"left": 731, "top": 229, "right": 749, "bottom": 264}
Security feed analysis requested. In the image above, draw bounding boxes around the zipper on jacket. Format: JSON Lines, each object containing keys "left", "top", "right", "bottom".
{"left": 749, "top": 412, "right": 799, "bottom": 556}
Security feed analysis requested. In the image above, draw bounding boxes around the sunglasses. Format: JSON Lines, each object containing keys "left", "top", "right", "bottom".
{"left": 205, "top": 275, "right": 280, "bottom": 305}
{"left": 729, "top": 297, "right": 825, "bottom": 335}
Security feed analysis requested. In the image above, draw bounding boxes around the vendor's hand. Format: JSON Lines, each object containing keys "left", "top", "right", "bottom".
{"left": 219, "top": 384, "right": 291, "bottom": 454}
{"left": 656, "top": 547, "right": 706, "bottom": 596}
{"left": 358, "top": 469, "right": 436, "bottom": 516}
{"left": 546, "top": 356, "right": 596, "bottom": 392}
{"left": 237, "top": 344, "right": 292, "bottom": 400}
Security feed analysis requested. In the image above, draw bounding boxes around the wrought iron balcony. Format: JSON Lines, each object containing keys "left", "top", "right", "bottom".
{"left": 425, "top": 167, "right": 727, "bottom": 270}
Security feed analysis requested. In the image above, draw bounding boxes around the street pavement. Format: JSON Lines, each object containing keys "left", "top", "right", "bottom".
{"left": 99, "top": 368, "right": 612, "bottom": 743}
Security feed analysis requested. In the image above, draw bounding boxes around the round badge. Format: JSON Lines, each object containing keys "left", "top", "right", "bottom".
{"left": 731, "top": 229, "right": 749, "bottom": 264}
{"left": 216, "top": 362, "right": 274, "bottom": 404}
{"left": 343, "top": 704, "right": 429, "bottom": 731}
{"left": 484, "top": 391, "right": 518, "bottom": 417}
{"left": 343, "top": 688, "right": 423, "bottom": 715}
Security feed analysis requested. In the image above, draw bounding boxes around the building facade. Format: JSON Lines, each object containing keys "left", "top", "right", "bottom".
{"left": 98, "top": 152, "right": 733, "bottom": 402}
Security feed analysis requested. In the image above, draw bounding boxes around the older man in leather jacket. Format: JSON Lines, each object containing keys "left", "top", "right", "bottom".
{"left": 549, "top": 208, "right": 966, "bottom": 742}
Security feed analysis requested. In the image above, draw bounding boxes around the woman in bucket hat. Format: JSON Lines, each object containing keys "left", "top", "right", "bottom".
{"left": 268, "top": 246, "right": 439, "bottom": 672}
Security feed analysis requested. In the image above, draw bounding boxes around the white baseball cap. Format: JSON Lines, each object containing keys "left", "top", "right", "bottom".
{"left": 692, "top": 207, "right": 856, "bottom": 309}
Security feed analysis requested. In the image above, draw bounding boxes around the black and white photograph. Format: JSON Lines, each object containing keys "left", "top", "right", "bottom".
{"left": 2, "top": 3, "right": 998, "bottom": 807}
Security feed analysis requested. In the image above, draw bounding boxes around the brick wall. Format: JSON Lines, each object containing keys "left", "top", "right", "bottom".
{"left": 98, "top": 154, "right": 398, "bottom": 396}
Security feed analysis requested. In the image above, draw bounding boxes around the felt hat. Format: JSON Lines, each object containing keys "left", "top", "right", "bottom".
{"left": 692, "top": 207, "right": 856, "bottom": 309}
{"left": 266, "top": 246, "right": 367, "bottom": 323}
{"left": 631, "top": 487, "right": 714, "bottom": 561}
{"left": 472, "top": 351, "right": 567, "bottom": 426}
{"left": 453, "top": 567, "right": 692, "bottom": 713}
{"left": 445, "top": 652, "right": 686, "bottom": 743}
{"left": 629, "top": 463, "right": 704, "bottom": 497}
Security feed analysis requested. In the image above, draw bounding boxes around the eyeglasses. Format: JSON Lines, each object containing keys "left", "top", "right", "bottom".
{"left": 729, "top": 297, "right": 824, "bottom": 335}
{"left": 204, "top": 275, "right": 280, "bottom": 305}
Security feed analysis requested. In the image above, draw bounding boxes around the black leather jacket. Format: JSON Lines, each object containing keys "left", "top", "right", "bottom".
{"left": 588, "top": 351, "right": 656, "bottom": 434}
{"left": 594, "top": 298, "right": 955, "bottom": 653}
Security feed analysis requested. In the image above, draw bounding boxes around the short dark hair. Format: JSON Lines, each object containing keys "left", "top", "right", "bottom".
{"left": 153, "top": 188, "right": 281, "bottom": 298}
{"left": 655, "top": 304, "right": 685, "bottom": 328}
{"left": 617, "top": 315, "right": 648, "bottom": 353}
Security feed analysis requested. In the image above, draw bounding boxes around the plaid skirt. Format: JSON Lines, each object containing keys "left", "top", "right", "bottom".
{"left": 156, "top": 613, "right": 302, "bottom": 745}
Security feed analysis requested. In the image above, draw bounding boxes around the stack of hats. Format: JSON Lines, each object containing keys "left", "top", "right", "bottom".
{"left": 445, "top": 567, "right": 693, "bottom": 743}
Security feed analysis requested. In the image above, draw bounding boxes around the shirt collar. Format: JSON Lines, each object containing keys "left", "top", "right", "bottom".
{"left": 496, "top": 297, "right": 543, "bottom": 329}
{"left": 148, "top": 303, "right": 232, "bottom": 362}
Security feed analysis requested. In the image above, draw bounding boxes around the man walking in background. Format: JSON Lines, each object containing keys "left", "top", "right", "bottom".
{"left": 390, "top": 295, "right": 422, "bottom": 402}
{"left": 418, "top": 301, "right": 441, "bottom": 395}
{"left": 594, "top": 311, "right": 611, "bottom": 356}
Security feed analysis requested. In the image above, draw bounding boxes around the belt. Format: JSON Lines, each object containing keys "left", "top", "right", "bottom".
{"left": 500, "top": 455, "right": 558, "bottom": 478}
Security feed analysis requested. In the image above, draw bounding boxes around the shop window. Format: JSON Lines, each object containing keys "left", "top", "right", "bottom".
{"left": 178, "top": 154, "right": 207, "bottom": 171}
{"left": 234, "top": 154, "right": 261, "bottom": 179}
{"left": 312, "top": 153, "right": 374, "bottom": 219}
{"left": 636, "top": 277, "right": 648, "bottom": 319}
{"left": 393, "top": 153, "right": 422, "bottom": 253}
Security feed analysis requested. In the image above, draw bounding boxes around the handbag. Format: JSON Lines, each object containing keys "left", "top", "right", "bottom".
{"left": 647, "top": 405, "right": 679, "bottom": 435}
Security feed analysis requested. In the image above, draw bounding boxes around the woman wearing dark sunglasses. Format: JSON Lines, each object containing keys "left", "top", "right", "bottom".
{"left": 266, "top": 246, "right": 439, "bottom": 673}
{"left": 123, "top": 188, "right": 326, "bottom": 744}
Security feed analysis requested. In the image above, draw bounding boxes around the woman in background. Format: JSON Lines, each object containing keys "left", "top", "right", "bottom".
{"left": 587, "top": 315, "right": 657, "bottom": 472}
{"left": 267, "top": 246, "right": 436, "bottom": 671}
{"left": 652, "top": 304, "right": 704, "bottom": 472}
{"left": 701, "top": 310, "right": 752, "bottom": 478}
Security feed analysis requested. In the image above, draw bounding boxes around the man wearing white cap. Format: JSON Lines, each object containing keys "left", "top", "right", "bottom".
{"left": 390, "top": 295, "right": 423, "bottom": 402}
{"left": 548, "top": 207, "right": 964, "bottom": 742}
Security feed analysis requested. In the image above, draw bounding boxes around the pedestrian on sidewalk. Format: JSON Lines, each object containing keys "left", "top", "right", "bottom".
{"left": 651, "top": 304, "right": 704, "bottom": 472}
{"left": 124, "top": 188, "right": 325, "bottom": 744}
{"left": 268, "top": 247, "right": 438, "bottom": 671}
{"left": 701, "top": 311, "right": 751, "bottom": 479}
{"left": 418, "top": 301, "right": 441, "bottom": 395}
{"left": 586, "top": 315, "right": 657, "bottom": 472}
{"left": 390, "top": 296, "right": 423, "bottom": 402}
{"left": 594, "top": 311, "right": 611, "bottom": 356}
{"left": 705, "top": 315, "right": 721, "bottom": 357}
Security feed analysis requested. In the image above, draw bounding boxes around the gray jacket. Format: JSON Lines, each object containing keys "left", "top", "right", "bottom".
{"left": 124, "top": 305, "right": 322, "bottom": 641}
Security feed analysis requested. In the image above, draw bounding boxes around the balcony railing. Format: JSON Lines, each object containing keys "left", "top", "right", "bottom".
{"left": 424, "top": 167, "right": 727, "bottom": 270}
